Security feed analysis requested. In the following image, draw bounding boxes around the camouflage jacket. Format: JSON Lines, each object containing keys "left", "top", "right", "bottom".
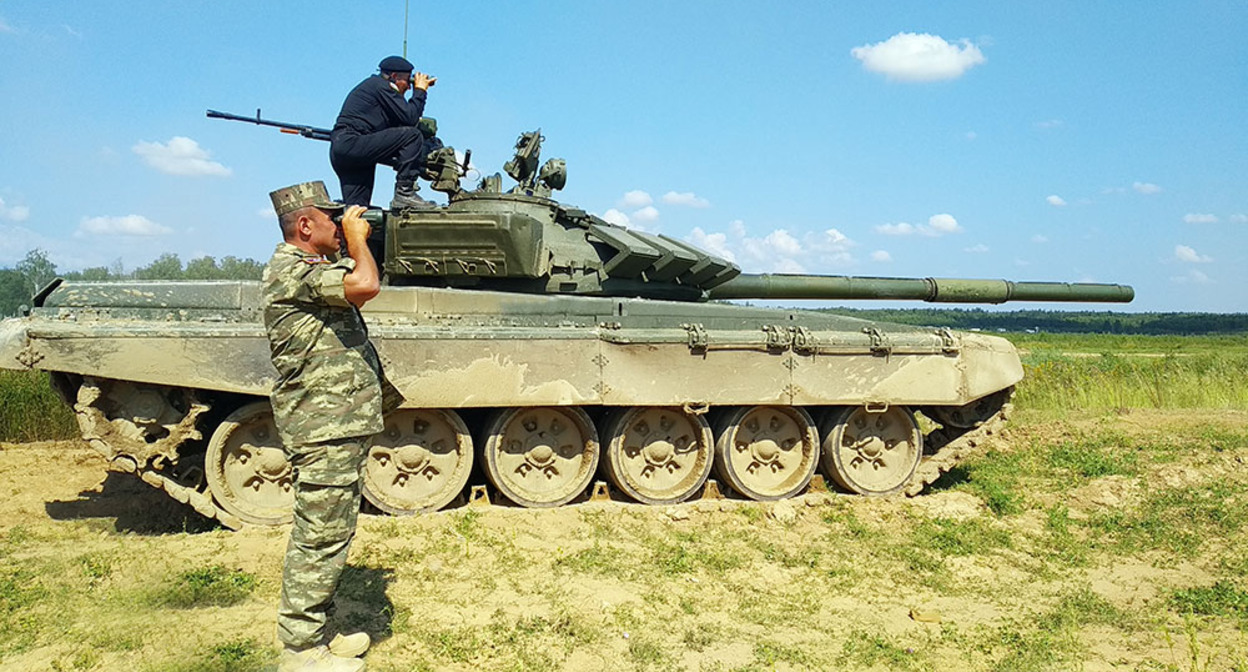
{"left": 262, "top": 242, "right": 398, "bottom": 446}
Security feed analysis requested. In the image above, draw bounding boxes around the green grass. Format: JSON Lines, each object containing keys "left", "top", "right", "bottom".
{"left": 841, "top": 630, "right": 927, "bottom": 671}
{"left": 1016, "top": 350, "right": 1248, "bottom": 412}
{"left": 1044, "top": 436, "right": 1138, "bottom": 478}
{"left": 1087, "top": 481, "right": 1248, "bottom": 556}
{"left": 1007, "top": 332, "right": 1248, "bottom": 355}
{"left": 149, "top": 565, "right": 257, "bottom": 609}
{"left": 913, "top": 517, "right": 1013, "bottom": 557}
{"left": 0, "top": 370, "right": 77, "bottom": 442}
{"left": 1170, "top": 581, "right": 1248, "bottom": 618}
{"left": 941, "top": 450, "right": 1029, "bottom": 516}
{"left": 150, "top": 639, "right": 275, "bottom": 672}
{"left": 974, "top": 588, "right": 1128, "bottom": 672}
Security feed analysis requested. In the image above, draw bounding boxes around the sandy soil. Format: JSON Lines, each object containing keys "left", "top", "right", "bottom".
{"left": 1, "top": 409, "right": 1246, "bottom": 671}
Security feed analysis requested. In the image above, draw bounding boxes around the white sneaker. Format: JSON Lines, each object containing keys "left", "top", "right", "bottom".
{"left": 279, "top": 645, "right": 366, "bottom": 672}
{"left": 328, "top": 632, "right": 370, "bottom": 658}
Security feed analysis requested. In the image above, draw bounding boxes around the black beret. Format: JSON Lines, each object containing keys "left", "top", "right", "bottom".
{"left": 378, "top": 55, "right": 414, "bottom": 73}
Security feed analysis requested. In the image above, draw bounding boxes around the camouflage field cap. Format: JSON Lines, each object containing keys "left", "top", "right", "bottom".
{"left": 269, "top": 181, "right": 346, "bottom": 218}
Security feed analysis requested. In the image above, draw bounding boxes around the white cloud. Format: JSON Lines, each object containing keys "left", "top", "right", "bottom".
{"left": 600, "top": 208, "right": 630, "bottom": 227}
{"left": 763, "top": 229, "right": 803, "bottom": 256}
{"left": 851, "top": 32, "right": 985, "bottom": 82}
{"left": 1046, "top": 195, "right": 1067, "bottom": 207}
{"left": 688, "top": 227, "right": 735, "bottom": 262}
{"left": 1230, "top": 214, "right": 1248, "bottom": 224}
{"left": 0, "top": 197, "right": 30, "bottom": 222}
{"left": 631, "top": 205, "right": 660, "bottom": 224}
{"left": 871, "top": 250, "right": 892, "bottom": 262}
{"left": 1031, "top": 234, "right": 1048, "bottom": 244}
{"left": 963, "top": 243, "right": 990, "bottom": 253}
{"left": 1183, "top": 213, "right": 1219, "bottom": 224}
{"left": 661, "top": 191, "right": 710, "bottom": 208}
{"left": 822, "top": 228, "right": 850, "bottom": 247}
{"left": 257, "top": 206, "right": 275, "bottom": 219}
{"left": 773, "top": 257, "right": 807, "bottom": 274}
{"left": 875, "top": 222, "right": 915, "bottom": 236}
{"left": 927, "top": 213, "right": 962, "bottom": 234}
{"left": 1035, "top": 120, "right": 1063, "bottom": 129}
{"left": 77, "top": 215, "right": 171, "bottom": 236}
{"left": 1133, "top": 182, "right": 1161, "bottom": 195}
{"left": 0, "top": 18, "right": 15, "bottom": 33}
{"left": 1174, "top": 244, "right": 1212, "bottom": 264}
{"left": 688, "top": 222, "right": 855, "bottom": 273}
{"left": 1171, "top": 269, "right": 1211, "bottom": 285}
{"left": 964, "top": 131, "right": 977, "bottom": 141}
{"left": 618, "top": 190, "right": 652, "bottom": 209}
{"left": 132, "top": 137, "right": 231, "bottom": 177}
{"left": 874, "top": 214, "right": 962, "bottom": 237}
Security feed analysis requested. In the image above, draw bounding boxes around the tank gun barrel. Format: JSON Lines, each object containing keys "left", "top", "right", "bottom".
{"left": 707, "top": 274, "right": 1134, "bottom": 304}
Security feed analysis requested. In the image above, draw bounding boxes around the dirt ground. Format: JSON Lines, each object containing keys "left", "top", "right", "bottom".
{"left": 1, "top": 410, "right": 1246, "bottom": 671}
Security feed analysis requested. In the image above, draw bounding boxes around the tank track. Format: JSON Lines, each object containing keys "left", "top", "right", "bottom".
{"left": 133, "top": 464, "right": 244, "bottom": 530}
{"left": 905, "top": 402, "right": 1011, "bottom": 496}
{"left": 66, "top": 374, "right": 1009, "bottom": 527}
{"left": 71, "top": 376, "right": 245, "bottom": 530}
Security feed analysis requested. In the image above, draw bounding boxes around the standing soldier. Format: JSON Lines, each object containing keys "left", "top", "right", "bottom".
{"left": 330, "top": 55, "right": 443, "bottom": 210}
{"left": 263, "top": 181, "right": 400, "bottom": 671}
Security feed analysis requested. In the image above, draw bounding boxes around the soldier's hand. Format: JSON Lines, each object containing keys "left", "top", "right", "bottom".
{"left": 411, "top": 72, "right": 437, "bottom": 91}
{"left": 339, "top": 205, "right": 370, "bottom": 244}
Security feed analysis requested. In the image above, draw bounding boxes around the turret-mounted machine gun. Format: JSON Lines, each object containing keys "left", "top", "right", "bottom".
{"left": 207, "top": 108, "right": 472, "bottom": 197}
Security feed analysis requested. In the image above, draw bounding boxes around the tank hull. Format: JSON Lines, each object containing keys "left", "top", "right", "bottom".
{"left": 1, "top": 280, "right": 1020, "bottom": 527}
{"left": 3, "top": 281, "right": 1021, "bottom": 408}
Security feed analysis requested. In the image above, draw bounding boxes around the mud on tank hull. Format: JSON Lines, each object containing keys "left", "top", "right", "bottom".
{"left": 0, "top": 280, "right": 1019, "bottom": 529}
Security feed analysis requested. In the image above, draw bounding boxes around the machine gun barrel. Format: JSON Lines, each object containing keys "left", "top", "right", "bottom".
{"left": 206, "top": 109, "right": 332, "bottom": 141}
{"left": 706, "top": 274, "right": 1135, "bottom": 304}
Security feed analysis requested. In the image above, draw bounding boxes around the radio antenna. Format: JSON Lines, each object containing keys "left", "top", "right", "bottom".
{"left": 402, "top": 0, "right": 410, "bottom": 58}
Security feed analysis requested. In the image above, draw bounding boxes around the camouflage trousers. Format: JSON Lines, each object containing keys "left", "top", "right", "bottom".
{"left": 277, "top": 436, "right": 370, "bottom": 650}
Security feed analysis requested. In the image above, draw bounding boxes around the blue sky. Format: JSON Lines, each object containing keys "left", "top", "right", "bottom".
{"left": 0, "top": 1, "right": 1244, "bottom": 312}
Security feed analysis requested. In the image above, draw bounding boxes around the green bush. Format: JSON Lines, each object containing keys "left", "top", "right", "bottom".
{"left": 0, "top": 370, "right": 78, "bottom": 442}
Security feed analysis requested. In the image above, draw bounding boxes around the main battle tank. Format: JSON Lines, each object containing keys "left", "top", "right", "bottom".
{"left": 0, "top": 131, "right": 1133, "bottom": 529}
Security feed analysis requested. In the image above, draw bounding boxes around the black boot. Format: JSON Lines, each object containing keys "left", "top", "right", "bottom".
{"left": 390, "top": 180, "right": 435, "bottom": 210}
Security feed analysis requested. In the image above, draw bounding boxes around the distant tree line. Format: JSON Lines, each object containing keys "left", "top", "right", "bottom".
{"left": 821, "top": 307, "right": 1248, "bottom": 336}
{"left": 1, "top": 249, "right": 264, "bottom": 317}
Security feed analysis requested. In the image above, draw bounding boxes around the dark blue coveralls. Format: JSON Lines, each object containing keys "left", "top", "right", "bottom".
{"left": 329, "top": 75, "right": 442, "bottom": 206}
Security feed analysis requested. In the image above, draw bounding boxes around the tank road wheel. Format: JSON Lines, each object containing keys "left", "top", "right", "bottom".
{"left": 820, "top": 406, "right": 922, "bottom": 496}
{"left": 601, "top": 407, "right": 714, "bottom": 505}
{"left": 363, "top": 409, "right": 474, "bottom": 515}
{"left": 713, "top": 406, "right": 819, "bottom": 501}
{"left": 205, "top": 402, "right": 294, "bottom": 526}
{"left": 483, "top": 407, "right": 599, "bottom": 508}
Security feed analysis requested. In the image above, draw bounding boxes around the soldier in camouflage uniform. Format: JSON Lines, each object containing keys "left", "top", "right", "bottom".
{"left": 264, "top": 181, "right": 400, "bottom": 672}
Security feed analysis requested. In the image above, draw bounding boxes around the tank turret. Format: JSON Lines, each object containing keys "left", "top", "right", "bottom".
{"left": 370, "top": 131, "right": 1135, "bottom": 305}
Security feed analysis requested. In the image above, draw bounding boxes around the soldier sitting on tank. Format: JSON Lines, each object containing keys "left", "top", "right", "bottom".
{"left": 264, "top": 181, "right": 403, "bottom": 672}
{"left": 330, "top": 55, "right": 443, "bottom": 210}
